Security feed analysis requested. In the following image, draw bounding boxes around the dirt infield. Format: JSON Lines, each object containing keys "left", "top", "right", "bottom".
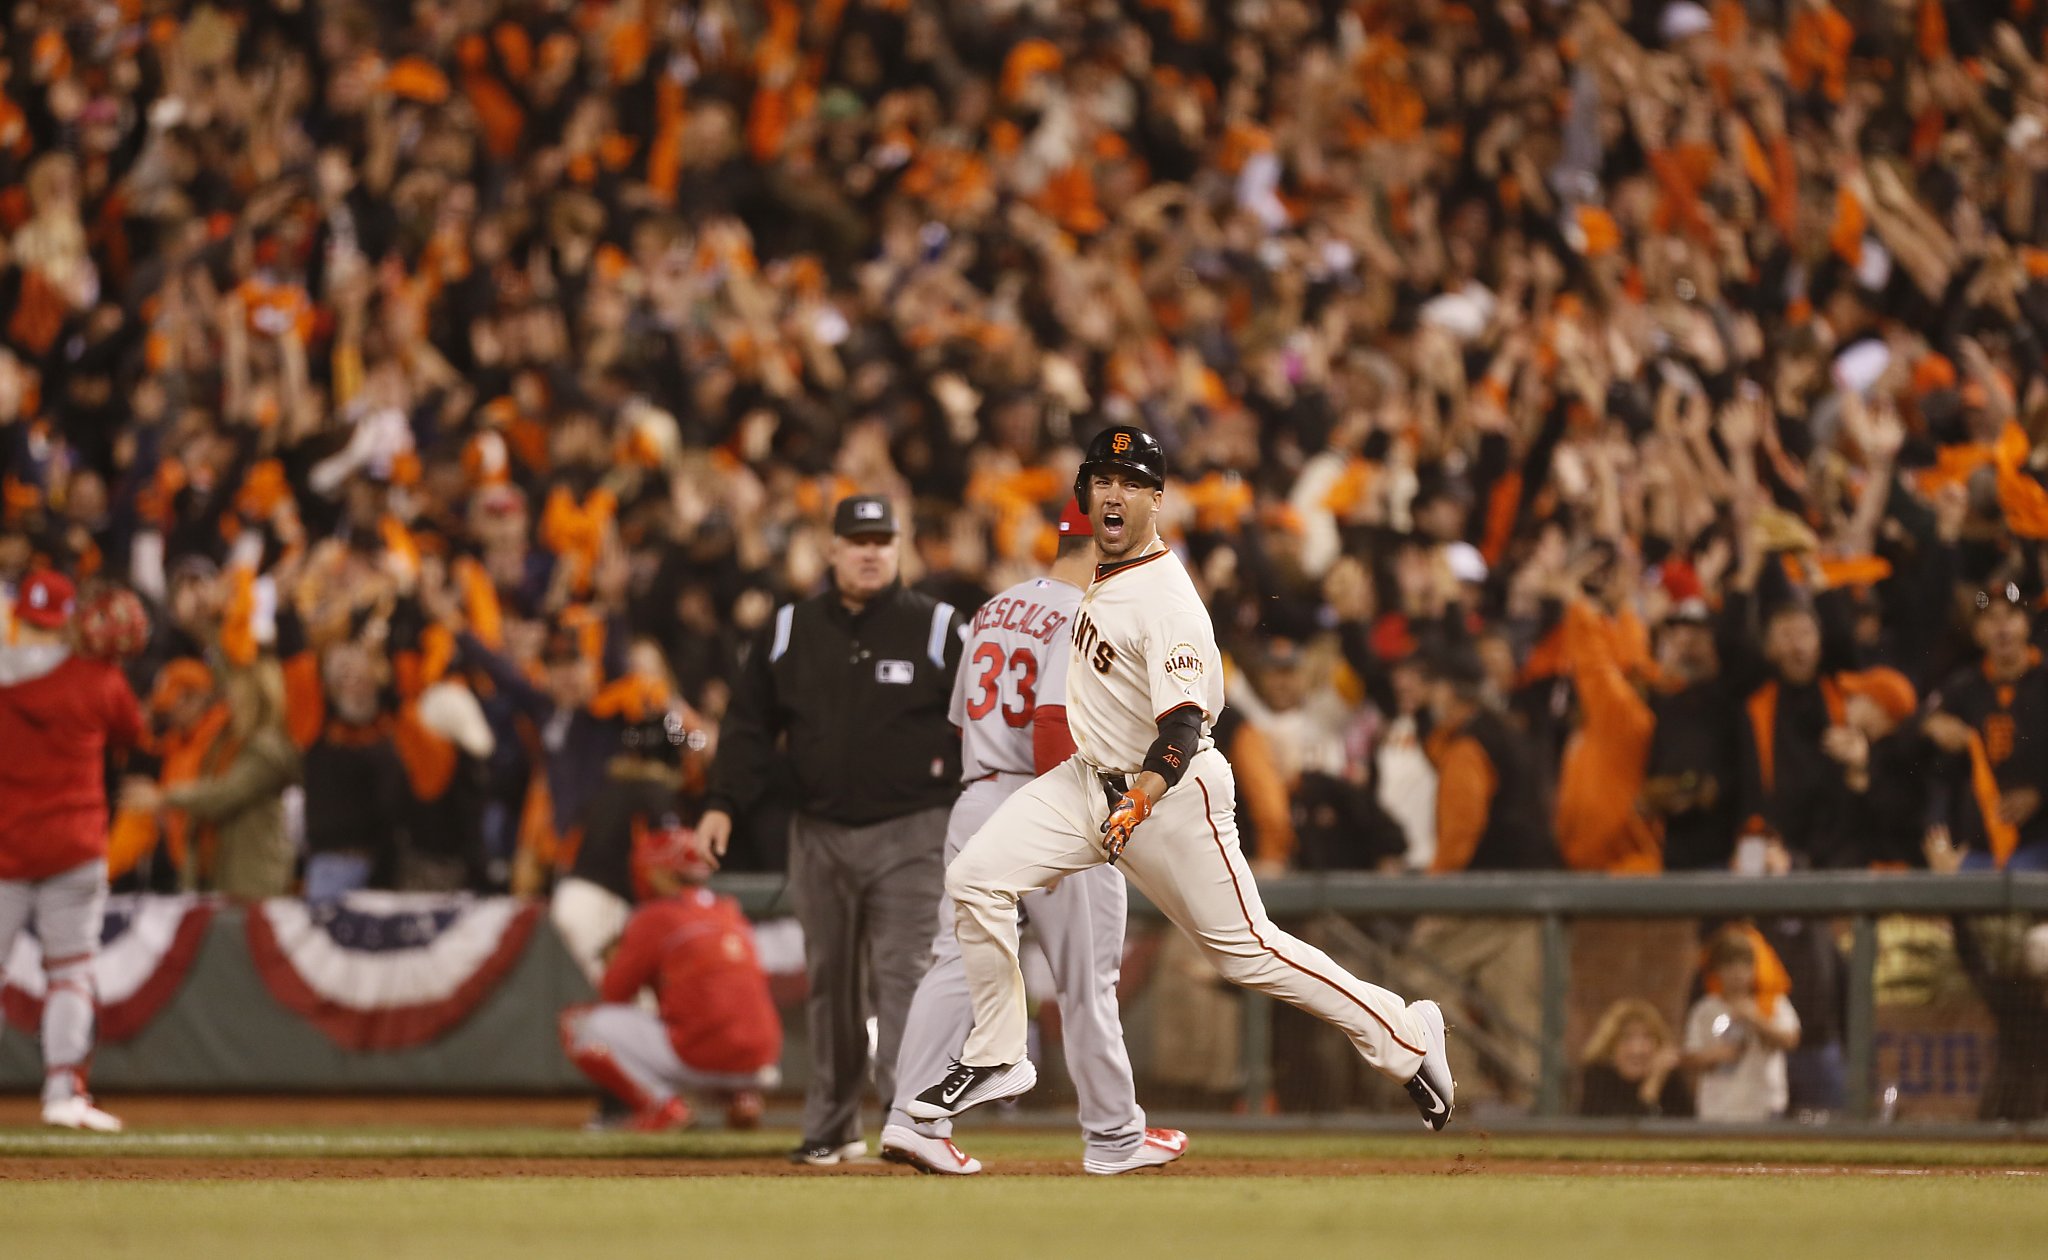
{"left": 0, "top": 1154, "right": 2036, "bottom": 1181}
{"left": 0, "top": 1095, "right": 594, "bottom": 1129}
{"left": 4, "top": 1096, "right": 2043, "bottom": 1181}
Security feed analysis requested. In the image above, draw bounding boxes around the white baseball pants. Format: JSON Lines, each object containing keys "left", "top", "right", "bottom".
{"left": 889, "top": 772, "right": 1145, "bottom": 1162}
{"left": 560, "top": 1004, "right": 779, "bottom": 1109}
{"left": 949, "top": 749, "right": 1429, "bottom": 1082}
{"left": 0, "top": 860, "right": 107, "bottom": 1103}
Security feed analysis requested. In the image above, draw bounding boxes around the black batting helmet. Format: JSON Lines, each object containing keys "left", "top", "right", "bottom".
{"left": 1074, "top": 425, "right": 1166, "bottom": 510}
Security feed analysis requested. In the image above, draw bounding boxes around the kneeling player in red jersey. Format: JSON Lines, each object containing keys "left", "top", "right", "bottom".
{"left": 560, "top": 809, "right": 783, "bottom": 1131}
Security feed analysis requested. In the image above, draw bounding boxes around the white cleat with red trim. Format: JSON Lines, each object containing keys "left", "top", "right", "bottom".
{"left": 42, "top": 1095, "right": 123, "bottom": 1133}
{"left": 1083, "top": 1127, "right": 1188, "bottom": 1175}
{"left": 880, "top": 1124, "right": 982, "bottom": 1175}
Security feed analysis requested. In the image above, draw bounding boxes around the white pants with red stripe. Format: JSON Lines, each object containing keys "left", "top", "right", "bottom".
{"left": 948, "top": 748, "right": 1429, "bottom": 1081}
{"left": 0, "top": 860, "right": 106, "bottom": 1104}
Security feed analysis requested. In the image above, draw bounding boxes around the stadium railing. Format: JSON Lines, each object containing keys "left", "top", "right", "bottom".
{"left": 716, "top": 870, "right": 2048, "bottom": 1124}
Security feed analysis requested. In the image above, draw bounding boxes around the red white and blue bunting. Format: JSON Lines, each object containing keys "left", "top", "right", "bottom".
{"left": 245, "top": 893, "right": 540, "bottom": 1051}
{"left": 2, "top": 894, "right": 215, "bottom": 1041}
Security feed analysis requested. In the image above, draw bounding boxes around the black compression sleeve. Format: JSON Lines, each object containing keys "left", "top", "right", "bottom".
{"left": 1142, "top": 704, "right": 1204, "bottom": 790}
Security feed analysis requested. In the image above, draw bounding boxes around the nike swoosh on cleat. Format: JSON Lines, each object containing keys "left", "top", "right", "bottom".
{"left": 940, "top": 1079, "right": 970, "bottom": 1105}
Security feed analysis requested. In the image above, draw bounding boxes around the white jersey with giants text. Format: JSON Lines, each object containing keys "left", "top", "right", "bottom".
{"left": 1067, "top": 545, "right": 1225, "bottom": 774}
{"left": 950, "top": 576, "right": 1083, "bottom": 781}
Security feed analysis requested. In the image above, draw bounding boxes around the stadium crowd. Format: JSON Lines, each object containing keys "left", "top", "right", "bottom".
{"left": 3, "top": 0, "right": 2048, "bottom": 912}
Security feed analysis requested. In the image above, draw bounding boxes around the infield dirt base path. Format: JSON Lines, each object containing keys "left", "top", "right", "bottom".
{"left": 0, "top": 1094, "right": 593, "bottom": 1129}
{"left": 0, "top": 1154, "right": 2036, "bottom": 1181}
{"left": 3, "top": 1095, "right": 2042, "bottom": 1180}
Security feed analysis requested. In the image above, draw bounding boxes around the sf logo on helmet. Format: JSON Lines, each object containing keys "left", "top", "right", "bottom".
{"left": 1111, "top": 432, "right": 1131, "bottom": 455}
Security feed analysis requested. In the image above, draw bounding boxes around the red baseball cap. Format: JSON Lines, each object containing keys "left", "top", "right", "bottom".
{"left": 1058, "top": 499, "right": 1093, "bottom": 538}
{"left": 632, "top": 816, "right": 714, "bottom": 898}
{"left": 14, "top": 570, "right": 76, "bottom": 630}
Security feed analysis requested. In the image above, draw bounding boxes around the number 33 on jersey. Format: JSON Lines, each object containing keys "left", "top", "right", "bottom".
{"left": 952, "top": 577, "right": 1082, "bottom": 778}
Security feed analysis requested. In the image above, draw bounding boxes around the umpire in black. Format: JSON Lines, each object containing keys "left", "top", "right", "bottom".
{"left": 698, "top": 495, "right": 966, "bottom": 1164}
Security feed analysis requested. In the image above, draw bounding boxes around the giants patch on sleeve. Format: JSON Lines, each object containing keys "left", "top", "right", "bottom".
{"left": 1163, "top": 644, "right": 1205, "bottom": 683}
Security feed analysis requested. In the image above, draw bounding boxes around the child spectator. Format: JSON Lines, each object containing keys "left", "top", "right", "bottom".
{"left": 1683, "top": 927, "right": 1801, "bottom": 1122}
{"left": 1579, "top": 998, "right": 1690, "bottom": 1119}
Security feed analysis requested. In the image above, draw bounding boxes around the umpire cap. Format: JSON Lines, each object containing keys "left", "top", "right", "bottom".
{"left": 1074, "top": 425, "right": 1166, "bottom": 509}
{"left": 833, "top": 495, "right": 898, "bottom": 538}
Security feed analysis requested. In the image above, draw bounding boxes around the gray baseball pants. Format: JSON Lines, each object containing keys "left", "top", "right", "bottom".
{"left": 0, "top": 860, "right": 107, "bottom": 1103}
{"left": 887, "top": 772, "right": 1146, "bottom": 1162}
{"left": 788, "top": 805, "right": 948, "bottom": 1149}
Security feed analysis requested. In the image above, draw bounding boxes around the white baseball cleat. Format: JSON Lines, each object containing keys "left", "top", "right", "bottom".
{"left": 1405, "top": 999, "right": 1455, "bottom": 1132}
{"left": 906, "top": 1059, "right": 1038, "bottom": 1121}
{"left": 42, "top": 1096, "right": 123, "bottom": 1133}
{"left": 1083, "top": 1127, "right": 1189, "bottom": 1175}
{"left": 880, "top": 1124, "right": 982, "bottom": 1175}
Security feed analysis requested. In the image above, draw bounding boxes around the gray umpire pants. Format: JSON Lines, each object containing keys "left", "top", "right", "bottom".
{"left": 887, "top": 773, "right": 1146, "bottom": 1161}
{"left": 0, "top": 860, "right": 107, "bottom": 1103}
{"left": 789, "top": 805, "right": 948, "bottom": 1148}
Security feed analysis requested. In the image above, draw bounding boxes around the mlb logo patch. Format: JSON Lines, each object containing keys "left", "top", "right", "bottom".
{"left": 876, "top": 660, "right": 915, "bottom": 684}
{"left": 856, "top": 500, "right": 885, "bottom": 520}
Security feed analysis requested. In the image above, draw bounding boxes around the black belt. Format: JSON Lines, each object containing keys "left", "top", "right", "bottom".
{"left": 1100, "top": 771, "right": 1130, "bottom": 809}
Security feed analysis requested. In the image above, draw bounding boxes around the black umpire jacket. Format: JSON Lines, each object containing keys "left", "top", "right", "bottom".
{"left": 707, "top": 579, "right": 966, "bottom": 827}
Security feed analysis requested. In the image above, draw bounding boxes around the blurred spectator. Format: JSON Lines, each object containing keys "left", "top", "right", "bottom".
{"left": 1738, "top": 601, "right": 1858, "bottom": 869}
{"left": 554, "top": 704, "right": 701, "bottom": 985}
{"left": 1413, "top": 646, "right": 1558, "bottom": 1105}
{"left": 1922, "top": 581, "right": 2048, "bottom": 871}
{"left": 1423, "top": 647, "right": 1559, "bottom": 874}
{"left": 1233, "top": 636, "right": 1402, "bottom": 871}
{"left": 1829, "top": 667, "right": 1929, "bottom": 867}
{"left": 297, "top": 641, "right": 411, "bottom": 901}
{"left": 1578, "top": 998, "right": 1691, "bottom": 1119}
{"left": 116, "top": 655, "right": 299, "bottom": 898}
{"left": 1642, "top": 598, "right": 1742, "bottom": 871}
{"left": 1683, "top": 926, "right": 1801, "bottom": 1123}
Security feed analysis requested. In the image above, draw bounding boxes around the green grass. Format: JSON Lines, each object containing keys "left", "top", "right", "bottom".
{"left": 2, "top": 1175, "right": 2044, "bottom": 1260}
{"left": 2, "top": 1125, "right": 2047, "bottom": 1168}
{"left": 4, "top": 1126, "right": 2045, "bottom": 1259}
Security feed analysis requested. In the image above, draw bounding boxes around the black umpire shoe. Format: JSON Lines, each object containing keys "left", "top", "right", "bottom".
{"left": 789, "top": 1139, "right": 867, "bottom": 1166}
{"left": 1404, "top": 999, "right": 1456, "bottom": 1132}
{"left": 905, "top": 1058, "right": 1039, "bottom": 1121}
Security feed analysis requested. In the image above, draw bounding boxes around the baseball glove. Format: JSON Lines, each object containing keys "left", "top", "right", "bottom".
{"left": 74, "top": 586, "right": 151, "bottom": 660}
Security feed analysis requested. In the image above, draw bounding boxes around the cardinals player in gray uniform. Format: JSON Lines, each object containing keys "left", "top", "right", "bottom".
{"left": 911, "top": 426, "right": 1456, "bottom": 1134}
{"left": 881, "top": 502, "right": 1185, "bottom": 1176}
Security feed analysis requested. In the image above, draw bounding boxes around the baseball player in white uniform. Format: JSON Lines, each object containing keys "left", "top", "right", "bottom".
{"left": 881, "top": 502, "right": 1186, "bottom": 1176}
{"left": 910, "top": 425, "right": 1456, "bottom": 1133}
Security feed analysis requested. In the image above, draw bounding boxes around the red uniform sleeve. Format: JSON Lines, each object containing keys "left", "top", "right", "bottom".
{"left": 101, "top": 666, "right": 144, "bottom": 752}
{"left": 1032, "top": 703, "right": 1076, "bottom": 775}
{"left": 598, "top": 910, "right": 661, "bottom": 1003}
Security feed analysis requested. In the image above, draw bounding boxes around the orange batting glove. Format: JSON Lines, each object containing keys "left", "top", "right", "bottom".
{"left": 1100, "top": 786, "right": 1153, "bottom": 865}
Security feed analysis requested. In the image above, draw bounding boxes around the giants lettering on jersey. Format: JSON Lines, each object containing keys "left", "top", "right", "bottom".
{"left": 1073, "top": 611, "right": 1117, "bottom": 675}
{"left": 972, "top": 596, "right": 1068, "bottom": 645}
{"left": 1163, "top": 643, "right": 1204, "bottom": 682}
